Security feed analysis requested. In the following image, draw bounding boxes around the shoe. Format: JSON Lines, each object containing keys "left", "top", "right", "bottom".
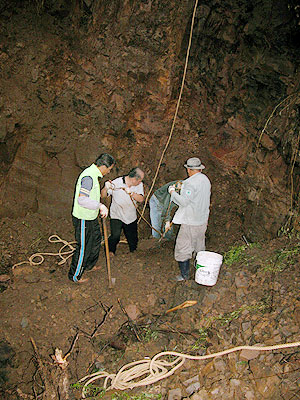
{"left": 78, "top": 277, "right": 89, "bottom": 283}
{"left": 93, "top": 265, "right": 102, "bottom": 271}
{"left": 86, "top": 265, "right": 102, "bottom": 272}
{"left": 178, "top": 260, "right": 190, "bottom": 280}
{"left": 175, "top": 275, "right": 185, "bottom": 282}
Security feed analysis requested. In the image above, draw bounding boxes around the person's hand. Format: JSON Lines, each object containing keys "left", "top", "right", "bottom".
{"left": 105, "top": 181, "right": 114, "bottom": 190}
{"left": 124, "top": 187, "right": 132, "bottom": 195}
{"left": 99, "top": 203, "right": 108, "bottom": 218}
{"left": 165, "top": 221, "right": 171, "bottom": 232}
{"left": 168, "top": 185, "right": 176, "bottom": 194}
{"left": 175, "top": 181, "right": 182, "bottom": 190}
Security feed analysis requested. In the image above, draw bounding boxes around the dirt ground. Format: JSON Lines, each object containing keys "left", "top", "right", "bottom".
{"left": 0, "top": 212, "right": 299, "bottom": 399}
{"left": 0, "top": 2, "right": 299, "bottom": 399}
{"left": 0, "top": 213, "right": 208, "bottom": 396}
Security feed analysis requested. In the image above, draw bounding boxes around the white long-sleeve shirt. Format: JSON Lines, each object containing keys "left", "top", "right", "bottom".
{"left": 171, "top": 172, "right": 211, "bottom": 226}
{"left": 107, "top": 176, "right": 144, "bottom": 224}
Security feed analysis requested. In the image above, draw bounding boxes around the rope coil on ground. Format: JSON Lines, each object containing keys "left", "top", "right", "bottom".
{"left": 12, "top": 234, "right": 76, "bottom": 270}
{"left": 79, "top": 341, "right": 300, "bottom": 396}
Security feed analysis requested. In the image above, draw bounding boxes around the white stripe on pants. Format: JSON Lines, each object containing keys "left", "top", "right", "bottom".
{"left": 174, "top": 223, "right": 207, "bottom": 262}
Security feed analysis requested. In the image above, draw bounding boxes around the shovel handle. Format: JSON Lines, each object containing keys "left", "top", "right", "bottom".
{"left": 102, "top": 217, "right": 113, "bottom": 289}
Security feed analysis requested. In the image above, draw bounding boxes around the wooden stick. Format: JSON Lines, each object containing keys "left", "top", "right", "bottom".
{"left": 102, "top": 218, "right": 113, "bottom": 289}
{"left": 166, "top": 300, "right": 197, "bottom": 314}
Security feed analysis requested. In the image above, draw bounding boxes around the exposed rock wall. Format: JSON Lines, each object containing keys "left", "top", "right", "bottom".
{"left": 0, "top": 0, "right": 299, "bottom": 242}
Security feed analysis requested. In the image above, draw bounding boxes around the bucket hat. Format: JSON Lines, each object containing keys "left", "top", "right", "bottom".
{"left": 184, "top": 157, "right": 205, "bottom": 170}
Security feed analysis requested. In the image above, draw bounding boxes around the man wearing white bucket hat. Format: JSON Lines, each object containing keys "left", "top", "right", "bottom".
{"left": 168, "top": 157, "right": 211, "bottom": 281}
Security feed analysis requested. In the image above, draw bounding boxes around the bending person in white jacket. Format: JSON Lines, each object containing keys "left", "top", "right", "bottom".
{"left": 169, "top": 157, "right": 211, "bottom": 281}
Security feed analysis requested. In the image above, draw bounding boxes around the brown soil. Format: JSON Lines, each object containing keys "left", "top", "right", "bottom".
{"left": 0, "top": 1, "right": 299, "bottom": 399}
{"left": 0, "top": 213, "right": 299, "bottom": 399}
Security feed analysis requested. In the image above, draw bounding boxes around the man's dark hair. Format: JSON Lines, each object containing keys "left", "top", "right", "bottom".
{"left": 95, "top": 153, "right": 115, "bottom": 167}
{"left": 128, "top": 167, "right": 143, "bottom": 180}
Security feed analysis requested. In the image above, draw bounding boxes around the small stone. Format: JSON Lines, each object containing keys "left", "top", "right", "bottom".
{"left": 242, "top": 321, "right": 251, "bottom": 331}
{"left": 201, "top": 360, "right": 215, "bottom": 376}
{"left": 125, "top": 304, "right": 139, "bottom": 321}
{"left": 191, "top": 389, "right": 210, "bottom": 400}
{"left": 235, "top": 273, "right": 249, "bottom": 289}
{"left": 21, "top": 317, "right": 29, "bottom": 328}
{"left": 256, "top": 375, "right": 280, "bottom": 398}
{"left": 230, "top": 378, "right": 241, "bottom": 387}
{"left": 240, "top": 349, "right": 260, "bottom": 361}
{"left": 31, "top": 67, "right": 39, "bottom": 83}
{"left": 214, "top": 357, "right": 227, "bottom": 373}
{"left": 186, "top": 382, "right": 200, "bottom": 396}
{"left": 147, "top": 293, "right": 157, "bottom": 306}
{"left": 0, "top": 274, "right": 10, "bottom": 282}
{"left": 168, "top": 388, "right": 182, "bottom": 400}
{"left": 245, "top": 390, "right": 256, "bottom": 400}
{"left": 293, "top": 307, "right": 300, "bottom": 324}
{"left": 183, "top": 375, "right": 199, "bottom": 387}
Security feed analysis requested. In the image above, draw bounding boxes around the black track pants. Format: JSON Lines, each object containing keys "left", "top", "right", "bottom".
{"left": 68, "top": 216, "right": 101, "bottom": 282}
{"left": 108, "top": 219, "right": 138, "bottom": 254}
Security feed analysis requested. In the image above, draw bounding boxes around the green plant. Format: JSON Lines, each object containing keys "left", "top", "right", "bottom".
{"left": 223, "top": 244, "right": 248, "bottom": 266}
{"left": 278, "top": 218, "right": 300, "bottom": 239}
{"left": 70, "top": 382, "right": 106, "bottom": 398}
{"left": 217, "top": 309, "right": 242, "bottom": 325}
{"left": 190, "top": 327, "right": 209, "bottom": 351}
{"left": 142, "top": 327, "right": 159, "bottom": 343}
{"left": 263, "top": 244, "right": 300, "bottom": 273}
{"left": 237, "top": 360, "right": 248, "bottom": 366}
{"left": 263, "top": 262, "right": 285, "bottom": 273}
{"left": 203, "top": 301, "right": 269, "bottom": 330}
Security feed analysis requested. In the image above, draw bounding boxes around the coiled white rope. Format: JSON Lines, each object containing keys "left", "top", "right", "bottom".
{"left": 12, "top": 234, "right": 76, "bottom": 271}
{"left": 79, "top": 341, "right": 300, "bottom": 396}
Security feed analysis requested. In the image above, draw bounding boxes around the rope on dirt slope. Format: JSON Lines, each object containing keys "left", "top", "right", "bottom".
{"left": 138, "top": 0, "right": 199, "bottom": 223}
{"left": 79, "top": 341, "right": 300, "bottom": 396}
{"left": 12, "top": 234, "right": 75, "bottom": 271}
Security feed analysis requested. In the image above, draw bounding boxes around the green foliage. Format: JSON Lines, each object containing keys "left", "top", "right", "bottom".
{"left": 223, "top": 242, "right": 263, "bottom": 267}
{"left": 142, "top": 327, "right": 159, "bottom": 343}
{"left": 223, "top": 244, "right": 248, "bottom": 266}
{"left": 190, "top": 327, "right": 209, "bottom": 351}
{"left": 278, "top": 220, "right": 300, "bottom": 239}
{"left": 203, "top": 300, "right": 269, "bottom": 330}
{"left": 70, "top": 382, "right": 106, "bottom": 398}
{"left": 263, "top": 244, "right": 300, "bottom": 273}
{"left": 217, "top": 309, "right": 242, "bottom": 325}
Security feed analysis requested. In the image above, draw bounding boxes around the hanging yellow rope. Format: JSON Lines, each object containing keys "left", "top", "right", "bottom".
{"left": 138, "top": 0, "right": 199, "bottom": 223}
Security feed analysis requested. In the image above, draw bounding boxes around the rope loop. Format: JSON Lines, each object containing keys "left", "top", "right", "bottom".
{"left": 12, "top": 235, "right": 76, "bottom": 271}
{"left": 79, "top": 341, "right": 300, "bottom": 396}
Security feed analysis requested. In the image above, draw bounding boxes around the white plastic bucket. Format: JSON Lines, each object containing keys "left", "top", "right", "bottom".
{"left": 195, "top": 251, "right": 223, "bottom": 286}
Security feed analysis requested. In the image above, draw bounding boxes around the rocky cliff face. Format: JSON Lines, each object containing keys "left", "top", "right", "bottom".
{"left": 0, "top": 0, "right": 299, "bottom": 242}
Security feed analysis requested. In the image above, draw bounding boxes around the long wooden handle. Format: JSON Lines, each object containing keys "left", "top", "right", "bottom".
{"left": 166, "top": 300, "right": 197, "bottom": 314}
{"left": 102, "top": 218, "right": 112, "bottom": 289}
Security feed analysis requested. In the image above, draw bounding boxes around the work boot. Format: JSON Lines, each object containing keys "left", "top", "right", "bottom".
{"left": 175, "top": 274, "right": 185, "bottom": 282}
{"left": 177, "top": 260, "right": 190, "bottom": 280}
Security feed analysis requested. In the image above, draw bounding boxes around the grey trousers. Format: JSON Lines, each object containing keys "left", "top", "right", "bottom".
{"left": 174, "top": 223, "right": 208, "bottom": 262}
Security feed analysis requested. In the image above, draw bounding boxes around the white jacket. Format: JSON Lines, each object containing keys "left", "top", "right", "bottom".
{"left": 171, "top": 172, "right": 211, "bottom": 226}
